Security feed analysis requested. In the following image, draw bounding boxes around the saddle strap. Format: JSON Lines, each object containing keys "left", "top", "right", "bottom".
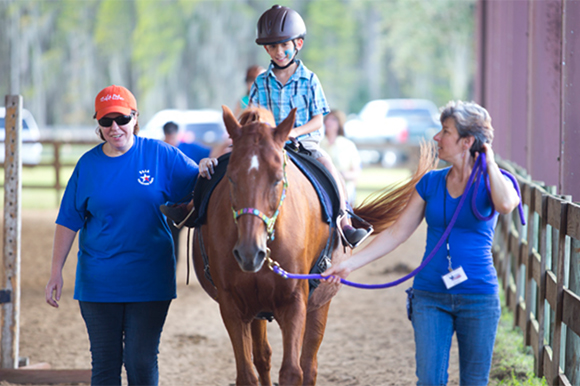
{"left": 196, "top": 227, "right": 216, "bottom": 288}
{"left": 307, "top": 222, "right": 336, "bottom": 296}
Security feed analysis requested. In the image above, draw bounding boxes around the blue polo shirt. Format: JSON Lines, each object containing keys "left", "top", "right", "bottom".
{"left": 57, "top": 136, "right": 199, "bottom": 302}
{"left": 248, "top": 60, "right": 330, "bottom": 142}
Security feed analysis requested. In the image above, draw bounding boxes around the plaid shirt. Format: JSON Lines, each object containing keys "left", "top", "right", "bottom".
{"left": 249, "top": 60, "right": 329, "bottom": 142}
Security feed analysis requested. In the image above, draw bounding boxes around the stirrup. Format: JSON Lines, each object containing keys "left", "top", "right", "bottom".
{"left": 336, "top": 210, "right": 374, "bottom": 249}
{"left": 161, "top": 203, "right": 196, "bottom": 229}
{"left": 175, "top": 207, "right": 196, "bottom": 229}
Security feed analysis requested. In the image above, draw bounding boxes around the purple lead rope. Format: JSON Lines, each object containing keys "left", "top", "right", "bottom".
{"left": 271, "top": 153, "right": 526, "bottom": 289}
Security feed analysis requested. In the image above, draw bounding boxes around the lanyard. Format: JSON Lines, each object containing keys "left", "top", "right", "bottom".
{"left": 443, "top": 179, "right": 453, "bottom": 272}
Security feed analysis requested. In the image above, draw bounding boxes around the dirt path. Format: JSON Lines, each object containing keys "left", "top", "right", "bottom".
{"left": 3, "top": 209, "right": 460, "bottom": 385}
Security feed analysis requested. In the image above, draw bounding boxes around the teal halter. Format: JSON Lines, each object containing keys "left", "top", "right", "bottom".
{"left": 232, "top": 150, "right": 289, "bottom": 241}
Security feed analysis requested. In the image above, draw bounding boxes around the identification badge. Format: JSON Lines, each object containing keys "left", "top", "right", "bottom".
{"left": 442, "top": 266, "right": 468, "bottom": 289}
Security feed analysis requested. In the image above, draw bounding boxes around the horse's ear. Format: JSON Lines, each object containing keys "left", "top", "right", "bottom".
{"left": 273, "top": 108, "right": 296, "bottom": 146}
{"left": 222, "top": 105, "right": 241, "bottom": 141}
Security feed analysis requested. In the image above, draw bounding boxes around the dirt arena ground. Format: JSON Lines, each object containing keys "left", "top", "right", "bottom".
{"left": 2, "top": 209, "right": 460, "bottom": 385}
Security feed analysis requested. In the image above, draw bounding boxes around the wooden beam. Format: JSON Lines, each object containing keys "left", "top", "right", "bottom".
{"left": 1, "top": 95, "right": 22, "bottom": 369}
{"left": 0, "top": 369, "right": 91, "bottom": 384}
{"left": 567, "top": 203, "right": 580, "bottom": 239}
{"left": 562, "top": 288, "right": 580, "bottom": 337}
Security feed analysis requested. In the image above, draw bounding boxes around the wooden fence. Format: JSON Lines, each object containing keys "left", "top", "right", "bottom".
{"left": 494, "top": 159, "right": 580, "bottom": 385}
{"left": 0, "top": 140, "right": 99, "bottom": 207}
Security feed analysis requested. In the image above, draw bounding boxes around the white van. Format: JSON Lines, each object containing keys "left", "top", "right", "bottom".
{"left": 0, "top": 107, "right": 43, "bottom": 165}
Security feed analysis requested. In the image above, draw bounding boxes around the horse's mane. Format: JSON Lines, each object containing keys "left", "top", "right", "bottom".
{"left": 238, "top": 106, "right": 275, "bottom": 126}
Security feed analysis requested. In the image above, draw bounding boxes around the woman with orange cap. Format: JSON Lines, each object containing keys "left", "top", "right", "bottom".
{"left": 45, "top": 85, "right": 199, "bottom": 385}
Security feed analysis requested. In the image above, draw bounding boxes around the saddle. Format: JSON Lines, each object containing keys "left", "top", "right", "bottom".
{"left": 192, "top": 143, "right": 341, "bottom": 305}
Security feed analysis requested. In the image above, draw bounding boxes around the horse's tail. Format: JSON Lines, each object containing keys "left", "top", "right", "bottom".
{"left": 352, "top": 142, "right": 439, "bottom": 233}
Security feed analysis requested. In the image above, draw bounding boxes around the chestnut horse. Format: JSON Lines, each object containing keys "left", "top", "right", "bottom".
{"left": 192, "top": 106, "right": 436, "bottom": 385}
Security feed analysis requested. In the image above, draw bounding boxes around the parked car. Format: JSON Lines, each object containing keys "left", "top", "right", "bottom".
{"left": 140, "top": 109, "right": 227, "bottom": 147}
{"left": 344, "top": 100, "right": 408, "bottom": 145}
{"left": 345, "top": 98, "right": 441, "bottom": 145}
{"left": 345, "top": 98, "right": 441, "bottom": 166}
{"left": 0, "top": 107, "right": 43, "bottom": 165}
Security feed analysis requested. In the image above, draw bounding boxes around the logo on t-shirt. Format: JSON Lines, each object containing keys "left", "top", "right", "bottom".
{"left": 138, "top": 170, "right": 154, "bottom": 185}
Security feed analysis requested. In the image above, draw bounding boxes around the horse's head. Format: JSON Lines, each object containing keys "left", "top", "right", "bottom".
{"left": 222, "top": 105, "right": 296, "bottom": 272}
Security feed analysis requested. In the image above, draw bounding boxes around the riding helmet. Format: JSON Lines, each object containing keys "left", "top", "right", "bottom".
{"left": 255, "top": 5, "right": 306, "bottom": 45}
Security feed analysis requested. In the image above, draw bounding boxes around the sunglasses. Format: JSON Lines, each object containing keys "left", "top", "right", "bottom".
{"left": 98, "top": 115, "right": 133, "bottom": 127}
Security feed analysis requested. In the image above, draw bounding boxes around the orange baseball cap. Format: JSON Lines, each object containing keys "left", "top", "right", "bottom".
{"left": 94, "top": 85, "right": 138, "bottom": 120}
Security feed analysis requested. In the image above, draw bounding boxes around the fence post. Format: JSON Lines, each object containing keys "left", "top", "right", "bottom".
{"left": 1, "top": 95, "right": 22, "bottom": 369}
{"left": 566, "top": 203, "right": 580, "bottom": 385}
{"left": 536, "top": 191, "right": 548, "bottom": 377}
{"left": 549, "top": 195, "right": 570, "bottom": 385}
{"left": 53, "top": 141, "right": 61, "bottom": 207}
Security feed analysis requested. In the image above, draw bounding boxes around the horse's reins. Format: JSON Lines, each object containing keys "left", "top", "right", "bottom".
{"left": 232, "top": 149, "right": 289, "bottom": 242}
{"left": 267, "top": 152, "right": 526, "bottom": 289}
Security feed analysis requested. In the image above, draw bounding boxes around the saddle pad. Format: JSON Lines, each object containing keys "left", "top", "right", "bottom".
{"left": 192, "top": 144, "right": 340, "bottom": 227}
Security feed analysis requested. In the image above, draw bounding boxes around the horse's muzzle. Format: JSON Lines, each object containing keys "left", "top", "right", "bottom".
{"left": 233, "top": 241, "right": 268, "bottom": 273}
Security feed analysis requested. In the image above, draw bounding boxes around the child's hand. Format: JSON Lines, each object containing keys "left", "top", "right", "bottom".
{"left": 289, "top": 129, "right": 299, "bottom": 139}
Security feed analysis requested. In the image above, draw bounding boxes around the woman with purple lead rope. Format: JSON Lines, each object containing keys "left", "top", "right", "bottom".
{"left": 323, "top": 100, "right": 521, "bottom": 385}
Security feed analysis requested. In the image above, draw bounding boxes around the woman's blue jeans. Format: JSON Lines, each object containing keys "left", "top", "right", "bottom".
{"left": 411, "top": 289, "right": 500, "bottom": 386}
{"left": 79, "top": 300, "right": 171, "bottom": 386}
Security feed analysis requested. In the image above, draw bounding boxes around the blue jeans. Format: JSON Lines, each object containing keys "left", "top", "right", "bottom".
{"left": 79, "top": 300, "right": 171, "bottom": 386}
{"left": 411, "top": 289, "right": 500, "bottom": 386}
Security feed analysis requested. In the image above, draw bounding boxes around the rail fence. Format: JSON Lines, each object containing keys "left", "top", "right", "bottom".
{"left": 494, "top": 159, "right": 580, "bottom": 385}
{"left": 0, "top": 140, "right": 99, "bottom": 207}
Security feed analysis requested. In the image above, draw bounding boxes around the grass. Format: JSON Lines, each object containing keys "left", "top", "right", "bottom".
{"left": 489, "top": 289, "right": 547, "bottom": 386}
{"left": 354, "top": 166, "right": 412, "bottom": 206}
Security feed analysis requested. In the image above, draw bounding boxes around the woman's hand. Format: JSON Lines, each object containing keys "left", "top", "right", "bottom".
{"left": 199, "top": 158, "right": 218, "bottom": 179}
{"left": 321, "top": 261, "right": 353, "bottom": 284}
{"left": 45, "top": 273, "right": 64, "bottom": 308}
{"left": 477, "top": 143, "right": 496, "bottom": 166}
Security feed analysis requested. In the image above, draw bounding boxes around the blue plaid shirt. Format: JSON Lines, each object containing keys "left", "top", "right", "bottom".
{"left": 249, "top": 60, "right": 330, "bottom": 142}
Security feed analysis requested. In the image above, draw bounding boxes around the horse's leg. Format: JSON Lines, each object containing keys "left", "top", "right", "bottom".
{"left": 251, "top": 319, "right": 273, "bottom": 386}
{"left": 219, "top": 301, "right": 259, "bottom": 386}
{"left": 300, "top": 302, "right": 331, "bottom": 385}
{"left": 276, "top": 300, "right": 307, "bottom": 385}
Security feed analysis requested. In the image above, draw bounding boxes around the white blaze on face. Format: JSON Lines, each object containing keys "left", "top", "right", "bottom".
{"left": 249, "top": 154, "right": 260, "bottom": 173}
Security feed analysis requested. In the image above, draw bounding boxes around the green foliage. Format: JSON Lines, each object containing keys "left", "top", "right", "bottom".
{"left": 0, "top": 0, "right": 476, "bottom": 125}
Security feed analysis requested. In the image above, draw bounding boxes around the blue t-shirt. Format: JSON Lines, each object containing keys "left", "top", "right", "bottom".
{"left": 56, "top": 136, "right": 199, "bottom": 302}
{"left": 178, "top": 141, "right": 210, "bottom": 164}
{"left": 414, "top": 167, "right": 499, "bottom": 294}
{"left": 248, "top": 60, "right": 330, "bottom": 142}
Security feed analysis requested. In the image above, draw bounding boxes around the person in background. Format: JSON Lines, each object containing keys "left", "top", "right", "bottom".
{"left": 320, "top": 110, "right": 362, "bottom": 206}
{"left": 45, "top": 85, "right": 199, "bottom": 386}
{"left": 163, "top": 121, "right": 210, "bottom": 164}
{"left": 234, "top": 65, "right": 265, "bottom": 117}
{"left": 323, "top": 101, "right": 521, "bottom": 385}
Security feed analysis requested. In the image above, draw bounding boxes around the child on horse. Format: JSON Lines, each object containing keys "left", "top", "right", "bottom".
{"left": 163, "top": 5, "right": 370, "bottom": 248}
{"left": 249, "top": 4, "right": 370, "bottom": 248}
